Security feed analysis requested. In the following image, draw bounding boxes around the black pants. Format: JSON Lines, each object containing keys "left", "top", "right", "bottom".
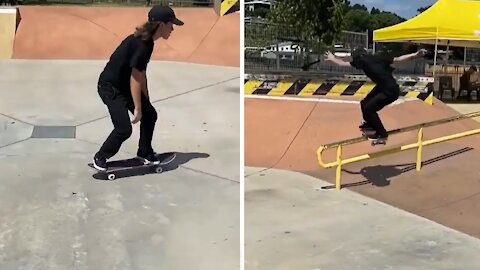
{"left": 96, "top": 83, "right": 158, "bottom": 159}
{"left": 360, "top": 84, "right": 399, "bottom": 137}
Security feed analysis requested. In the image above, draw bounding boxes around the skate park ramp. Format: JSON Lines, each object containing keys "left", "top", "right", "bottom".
{"left": 0, "top": 7, "right": 20, "bottom": 59}
{"left": 11, "top": 6, "right": 239, "bottom": 67}
{"left": 0, "top": 5, "right": 239, "bottom": 269}
{"left": 245, "top": 95, "right": 480, "bottom": 240}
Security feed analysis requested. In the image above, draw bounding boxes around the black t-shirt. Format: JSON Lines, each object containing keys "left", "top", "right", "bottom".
{"left": 99, "top": 34, "right": 154, "bottom": 93}
{"left": 350, "top": 54, "right": 396, "bottom": 86}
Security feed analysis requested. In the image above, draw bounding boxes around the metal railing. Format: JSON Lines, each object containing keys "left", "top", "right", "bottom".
{"left": 316, "top": 111, "right": 480, "bottom": 190}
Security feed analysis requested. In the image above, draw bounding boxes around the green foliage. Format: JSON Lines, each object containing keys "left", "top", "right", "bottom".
{"left": 343, "top": 9, "right": 404, "bottom": 33}
{"left": 417, "top": 6, "right": 432, "bottom": 14}
{"left": 245, "top": 7, "right": 270, "bottom": 18}
{"left": 370, "top": 7, "right": 380, "bottom": 15}
{"left": 343, "top": 9, "right": 372, "bottom": 32}
{"left": 342, "top": 3, "right": 406, "bottom": 56}
{"left": 245, "top": 0, "right": 428, "bottom": 64}
{"left": 266, "top": 0, "right": 345, "bottom": 51}
{"left": 371, "top": 11, "right": 404, "bottom": 29}
{"left": 262, "top": 0, "right": 408, "bottom": 54}
{"left": 244, "top": 22, "right": 276, "bottom": 48}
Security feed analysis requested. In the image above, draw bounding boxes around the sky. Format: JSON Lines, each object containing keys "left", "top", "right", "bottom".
{"left": 349, "top": 0, "right": 438, "bottom": 19}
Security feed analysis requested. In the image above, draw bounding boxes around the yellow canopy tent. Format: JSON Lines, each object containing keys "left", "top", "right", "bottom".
{"left": 373, "top": 0, "right": 480, "bottom": 75}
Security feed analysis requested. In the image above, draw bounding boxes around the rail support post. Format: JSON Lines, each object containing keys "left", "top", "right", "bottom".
{"left": 416, "top": 128, "right": 424, "bottom": 171}
{"left": 335, "top": 145, "right": 343, "bottom": 190}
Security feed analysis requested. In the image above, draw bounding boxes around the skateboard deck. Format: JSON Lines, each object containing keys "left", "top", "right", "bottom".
{"left": 88, "top": 152, "right": 176, "bottom": 180}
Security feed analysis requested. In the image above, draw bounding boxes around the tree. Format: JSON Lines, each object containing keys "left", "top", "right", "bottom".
{"left": 369, "top": 12, "right": 406, "bottom": 57}
{"left": 370, "top": 11, "right": 404, "bottom": 30}
{"left": 343, "top": 0, "right": 351, "bottom": 12}
{"left": 343, "top": 9, "right": 371, "bottom": 32}
{"left": 370, "top": 7, "right": 380, "bottom": 15}
{"left": 351, "top": 3, "right": 368, "bottom": 11}
{"left": 267, "top": 0, "right": 345, "bottom": 50}
{"left": 417, "top": 5, "right": 432, "bottom": 14}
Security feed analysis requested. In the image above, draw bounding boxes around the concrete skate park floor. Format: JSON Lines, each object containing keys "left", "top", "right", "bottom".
{"left": 245, "top": 167, "right": 480, "bottom": 270}
{"left": 0, "top": 60, "right": 239, "bottom": 269}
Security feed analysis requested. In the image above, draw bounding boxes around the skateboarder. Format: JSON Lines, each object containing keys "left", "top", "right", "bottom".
{"left": 324, "top": 47, "right": 427, "bottom": 142}
{"left": 93, "top": 5, "right": 183, "bottom": 171}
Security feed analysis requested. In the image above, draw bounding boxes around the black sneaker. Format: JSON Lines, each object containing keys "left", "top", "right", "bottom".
{"left": 93, "top": 155, "right": 107, "bottom": 171}
{"left": 137, "top": 153, "right": 161, "bottom": 165}
{"left": 367, "top": 133, "right": 388, "bottom": 141}
{"left": 155, "top": 152, "right": 177, "bottom": 165}
{"left": 359, "top": 121, "right": 371, "bottom": 129}
{"left": 361, "top": 128, "right": 376, "bottom": 136}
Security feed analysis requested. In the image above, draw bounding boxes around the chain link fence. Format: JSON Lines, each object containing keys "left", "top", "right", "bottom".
{"left": 245, "top": 19, "right": 367, "bottom": 75}
{"left": 245, "top": 19, "right": 427, "bottom": 76}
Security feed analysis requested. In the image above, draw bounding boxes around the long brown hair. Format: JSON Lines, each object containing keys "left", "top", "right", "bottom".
{"left": 133, "top": 21, "right": 160, "bottom": 41}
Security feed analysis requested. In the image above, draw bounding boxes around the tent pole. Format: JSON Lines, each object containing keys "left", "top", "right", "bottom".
{"left": 464, "top": 46, "right": 467, "bottom": 69}
{"left": 446, "top": 43, "right": 449, "bottom": 62}
{"left": 366, "top": 29, "right": 369, "bottom": 50}
{"left": 433, "top": 39, "right": 438, "bottom": 77}
{"left": 446, "top": 42, "right": 449, "bottom": 73}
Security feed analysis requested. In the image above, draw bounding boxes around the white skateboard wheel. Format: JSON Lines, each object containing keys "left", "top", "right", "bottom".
{"left": 155, "top": 166, "right": 163, "bottom": 173}
{"left": 108, "top": 174, "right": 116, "bottom": 180}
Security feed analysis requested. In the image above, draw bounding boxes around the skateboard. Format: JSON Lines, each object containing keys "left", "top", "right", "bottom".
{"left": 88, "top": 152, "right": 177, "bottom": 180}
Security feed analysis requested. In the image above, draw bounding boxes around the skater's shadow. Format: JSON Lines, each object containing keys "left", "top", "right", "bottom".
{"left": 321, "top": 147, "right": 473, "bottom": 189}
{"left": 91, "top": 152, "right": 210, "bottom": 180}
{"left": 166, "top": 152, "right": 210, "bottom": 171}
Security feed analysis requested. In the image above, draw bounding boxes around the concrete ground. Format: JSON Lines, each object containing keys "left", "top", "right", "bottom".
{"left": 0, "top": 60, "right": 240, "bottom": 270}
{"left": 245, "top": 167, "right": 480, "bottom": 270}
{"left": 447, "top": 103, "right": 480, "bottom": 122}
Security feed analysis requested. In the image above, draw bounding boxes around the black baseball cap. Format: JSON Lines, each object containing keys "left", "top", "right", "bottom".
{"left": 148, "top": 5, "right": 184, "bottom": 25}
{"left": 352, "top": 47, "right": 367, "bottom": 59}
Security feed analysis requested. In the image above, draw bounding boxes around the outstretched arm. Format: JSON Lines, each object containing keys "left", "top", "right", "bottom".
{"left": 393, "top": 49, "right": 427, "bottom": 63}
{"left": 324, "top": 51, "right": 352, "bottom": 67}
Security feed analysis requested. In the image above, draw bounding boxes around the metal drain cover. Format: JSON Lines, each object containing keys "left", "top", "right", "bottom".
{"left": 31, "top": 126, "right": 76, "bottom": 139}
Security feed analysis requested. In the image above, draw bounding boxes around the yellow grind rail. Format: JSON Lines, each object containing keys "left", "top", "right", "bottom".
{"left": 316, "top": 111, "right": 480, "bottom": 190}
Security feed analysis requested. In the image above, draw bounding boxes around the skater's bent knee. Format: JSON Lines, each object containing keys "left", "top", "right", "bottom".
{"left": 360, "top": 100, "right": 366, "bottom": 110}
{"left": 116, "top": 126, "right": 132, "bottom": 139}
{"left": 143, "top": 110, "right": 157, "bottom": 123}
{"left": 151, "top": 110, "right": 158, "bottom": 122}
{"left": 361, "top": 102, "right": 374, "bottom": 112}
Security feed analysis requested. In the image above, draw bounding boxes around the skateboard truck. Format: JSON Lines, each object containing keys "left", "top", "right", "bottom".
{"left": 370, "top": 138, "right": 387, "bottom": 146}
